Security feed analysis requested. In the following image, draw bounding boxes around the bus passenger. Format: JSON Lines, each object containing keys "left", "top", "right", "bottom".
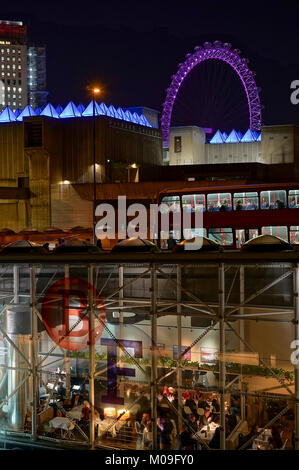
{"left": 276, "top": 199, "right": 285, "bottom": 210}
{"left": 262, "top": 201, "right": 269, "bottom": 209}
{"left": 235, "top": 200, "right": 243, "bottom": 211}
{"left": 289, "top": 198, "right": 296, "bottom": 208}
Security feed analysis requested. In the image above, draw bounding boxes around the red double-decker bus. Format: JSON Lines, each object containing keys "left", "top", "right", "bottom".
{"left": 157, "top": 182, "right": 299, "bottom": 249}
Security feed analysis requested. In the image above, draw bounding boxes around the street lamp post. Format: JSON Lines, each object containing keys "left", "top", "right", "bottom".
{"left": 91, "top": 87, "right": 100, "bottom": 245}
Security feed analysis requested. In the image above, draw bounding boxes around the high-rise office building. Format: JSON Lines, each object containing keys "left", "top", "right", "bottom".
{"left": 27, "top": 45, "right": 48, "bottom": 109}
{"left": 0, "top": 20, "right": 27, "bottom": 111}
{"left": 0, "top": 20, "right": 47, "bottom": 111}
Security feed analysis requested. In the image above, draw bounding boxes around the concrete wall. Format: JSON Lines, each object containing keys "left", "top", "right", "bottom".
{"left": 261, "top": 125, "right": 295, "bottom": 164}
{"left": 169, "top": 126, "right": 206, "bottom": 165}
{"left": 205, "top": 141, "right": 262, "bottom": 164}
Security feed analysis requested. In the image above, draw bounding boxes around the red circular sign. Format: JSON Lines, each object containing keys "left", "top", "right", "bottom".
{"left": 41, "top": 277, "right": 106, "bottom": 351}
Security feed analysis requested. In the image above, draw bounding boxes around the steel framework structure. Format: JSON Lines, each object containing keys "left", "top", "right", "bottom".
{"left": 0, "top": 252, "right": 297, "bottom": 451}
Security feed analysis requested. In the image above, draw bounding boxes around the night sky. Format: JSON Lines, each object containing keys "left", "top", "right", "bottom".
{"left": 1, "top": 1, "right": 299, "bottom": 131}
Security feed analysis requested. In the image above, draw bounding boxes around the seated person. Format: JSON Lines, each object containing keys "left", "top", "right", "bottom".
{"left": 262, "top": 201, "right": 269, "bottom": 209}
{"left": 209, "top": 426, "right": 220, "bottom": 449}
{"left": 189, "top": 414, "right": 199, "bottom": 433}
{"left": 268, "top": 425, "right": 283, "bottom": 449}
{"left": 235, "top": 200, "right": 243, "bottom": 211}
{"left": 199, "top": 408, "right": 212, "bottom": 430}
{"left": 276, "top": 199, "right": 285, "bottom": 210}
{"left": 289, "top": 198, "right": 296, "bottom": 208}
{"left": 246, "top": 201, "right": 257, "bottom": 210}
{"left": 179, "top": 425, "right": 196, "bottom": 450}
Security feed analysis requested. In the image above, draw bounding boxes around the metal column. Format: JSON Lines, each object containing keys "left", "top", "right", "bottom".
{"left": 64, "top": 265, "right": 71, "bottom": 400}
{"left": 88, "top": 265, "right": 95, "bottom": 449}
{"left": 239, "top": 265, "right": 245, "bottom": 352}
{"left": 239, "top": 265, "right": 245, "bottom": 421}
{"left": 218, "top": 263, "right": 226, "bottom": 450}
{"left": 294, "top": 264, "right": 299, "bottom": 450}
{"left": 151, "top": 264, "right": 158, "bottom": 450}
{"left": 177, "top": 264, "right": 183, "bottom": 434}
{"left": 119, "top": 265, "right": 124, "bottom": 397}
{"left": 30, "top": 265, "right": 38, "bottom": 441}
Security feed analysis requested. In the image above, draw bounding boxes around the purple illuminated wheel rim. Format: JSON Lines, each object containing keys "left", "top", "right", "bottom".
{"left": 161, "top": 40, "right": 262, "bottom": 145}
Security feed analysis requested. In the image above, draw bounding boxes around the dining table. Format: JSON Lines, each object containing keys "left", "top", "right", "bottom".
{"left": 49, "top": 416, "right": 75, "bottom": 438}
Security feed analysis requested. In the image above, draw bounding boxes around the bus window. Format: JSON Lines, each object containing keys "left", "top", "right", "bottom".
{"left": 262, "top": 226, "right": 288, "bottom": 241}
{"left": 290, "top": 226, "right": 299, "bottom": 244}
{"left": 208, "top": 228, "right": 233, "bottom": 245}
{"left": 160, "top": 230, "right": 181, "bottom": 249}
{"left": 288, "top": 190, "right": 299, "bottom": 208}
{"left": 183, "top": 228, "right": 207, "bottom": 239}
{"left": 233, "top": 192, "right": 259, "bottom": 210}
{"left": 160, "top": 195, "right": 180, "bottom": 213}
{"left": 235, "top": 229, "right": 259, "bottom": 248}
{"left": 182, "top": 194, "right": 205, "bottom": 212}
{"left": 207, "top": 193, "right": 232, "bottom": 212}
{"left": 260, "top": 190, "right": 286, "bottom": 210}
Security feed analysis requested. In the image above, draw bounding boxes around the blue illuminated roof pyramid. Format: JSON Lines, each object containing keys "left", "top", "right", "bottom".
{"left": 60, "top": 101, "right": 81, "bottom": 118}
{"left": 225, "top": 129, "right": 240, "bottom": 143}
{"left": 210, "top": 130, "right": 224, "bottom": 144}
{"left": 241, "top": 129, "right": 256, "bottom": 143}
{"left": 124, "top": 110, "right": 133, "bottom": 122}
{"left": 34, "top": 107, "right": 41, "bottom": 115}
{"left": 0, "top": 106, "right": 17, "bottom": 122}
{"left": 41, "top": 103, "right": 59, "bottom": 118}
{"left": 108, "top": 105, "right": 118, "bottom": 118}
{"left": 82, "top": 100, "right": 103, "bottom": 116}
{"left": 117, "top": 107, "right": 126, "bottom": 120}
{"left": 17, "top": 105, "right": 36, "bottom": 121}
{"left": 99, "top": 102, "right": 108, "bottom": 115}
